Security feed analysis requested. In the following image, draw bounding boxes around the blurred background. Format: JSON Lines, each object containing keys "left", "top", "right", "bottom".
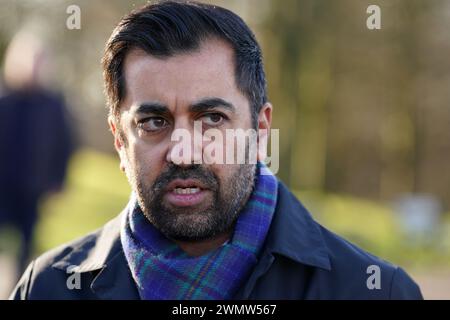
{"left": 0, "top": 0, "right": 449, "bottom": 299}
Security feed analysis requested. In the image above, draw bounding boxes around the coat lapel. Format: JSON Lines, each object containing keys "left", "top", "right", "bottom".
{"left": 236, "top": 181, "right": 331, "bottom": 299}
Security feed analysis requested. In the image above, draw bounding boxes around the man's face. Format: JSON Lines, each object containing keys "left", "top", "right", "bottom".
{"left": 109, "top": 38, "right": 271, "bottom": 241}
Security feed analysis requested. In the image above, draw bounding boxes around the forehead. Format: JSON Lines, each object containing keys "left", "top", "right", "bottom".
{"left": 121, "top": 38, "right": 248, "bottom": 113}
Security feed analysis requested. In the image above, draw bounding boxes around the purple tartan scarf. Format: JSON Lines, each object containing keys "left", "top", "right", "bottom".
{"left": 120, "top": 163, "right": 278, "bottom": 300}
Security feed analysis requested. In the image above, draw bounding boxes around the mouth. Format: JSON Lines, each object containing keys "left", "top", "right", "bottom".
{"left": 163, "top": 179, "right": 212, "bottom": 208}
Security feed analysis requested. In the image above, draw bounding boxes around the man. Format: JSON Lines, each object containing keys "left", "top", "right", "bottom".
{"left": 11, "top": 1, "right": 422, "bottom": 300}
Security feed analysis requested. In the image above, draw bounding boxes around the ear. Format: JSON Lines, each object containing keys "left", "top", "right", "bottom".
{"left": 108, "top": 115, "right": 127, "bottom": 172}
{"left": 257, "top": 102, "right": 273, "bottom": 162}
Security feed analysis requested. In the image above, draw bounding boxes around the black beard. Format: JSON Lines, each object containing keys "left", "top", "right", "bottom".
{"left": 134, "top": 163, "right": 256, "bottom": 241}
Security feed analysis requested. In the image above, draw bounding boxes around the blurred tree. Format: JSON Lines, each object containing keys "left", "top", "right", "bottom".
{"left": 262, "top": 0, "right": 449, "bottom": 209}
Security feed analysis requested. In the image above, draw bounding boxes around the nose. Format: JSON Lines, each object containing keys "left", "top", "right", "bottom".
{"left": 166, "top": 119, "right": 203, "bottom": 166}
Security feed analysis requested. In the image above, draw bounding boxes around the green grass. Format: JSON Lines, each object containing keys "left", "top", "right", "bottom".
{"left": 31, "top": 148, "right": 450, "bottom": 270}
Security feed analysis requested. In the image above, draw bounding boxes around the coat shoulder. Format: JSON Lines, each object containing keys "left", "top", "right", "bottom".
{"left": 316, "top": 224, "right": 423, "bottom": 299}
{"left": 9, "top": 216, "right": 120, "bottom": 300}
{"left": 35, "top": 228, "right": 102, "bottom": 270}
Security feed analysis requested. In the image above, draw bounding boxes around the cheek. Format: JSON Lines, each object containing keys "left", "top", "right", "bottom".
{"left": 127, "top": 141, "right": 168, "bottom": 180}
{"left": 209, "top": 164, "right": 240, "bottom": 187}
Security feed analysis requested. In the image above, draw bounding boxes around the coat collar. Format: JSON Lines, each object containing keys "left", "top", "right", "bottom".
{"left": 235, "top": 181, "right": 331, "bottom": 299}
{"left": 52, "top": 180, "right": 330, "bottom": 298}
{"left": 264, "top": 181, "right": 331, "bottom": 270}
{"left": 52, "top": 210, "right": 124, "bottom": 274}
{"left": 51, "top": 199, "right": 139, "bottom": 299}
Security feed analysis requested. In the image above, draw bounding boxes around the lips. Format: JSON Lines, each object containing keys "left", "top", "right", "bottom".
{"left": 165, "top": 178, "right": 208, "bottom": 192}
{"left": 163, "top": 179, "right": 211, "bottom": 208}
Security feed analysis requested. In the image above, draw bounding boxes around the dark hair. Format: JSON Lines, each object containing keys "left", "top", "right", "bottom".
{"left": 102, "top": 0, "right": 267, "bottom": 128}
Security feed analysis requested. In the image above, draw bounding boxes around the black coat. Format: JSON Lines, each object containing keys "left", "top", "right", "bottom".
{"left": 0, "top": 89, "right": 73, "bottom": 196}
{"left": 10, "top": 182, "right": 423, "bottom": 300}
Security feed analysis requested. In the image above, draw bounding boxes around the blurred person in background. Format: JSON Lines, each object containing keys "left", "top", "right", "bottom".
{"left": 0, "top": 31, "right": 74, "bottom": 275}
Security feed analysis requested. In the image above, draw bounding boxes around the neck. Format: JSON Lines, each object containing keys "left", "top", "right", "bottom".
{"left": 173, "top": 230, "right": 232, "bottom": 257}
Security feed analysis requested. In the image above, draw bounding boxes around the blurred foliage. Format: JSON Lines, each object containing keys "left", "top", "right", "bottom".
{"left": 33, "top": 149, "right": 450, "bottom": 269}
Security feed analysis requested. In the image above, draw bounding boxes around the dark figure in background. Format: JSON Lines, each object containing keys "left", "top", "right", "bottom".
{"left": 0, "top": 32, "right": 73, "bottom": 274}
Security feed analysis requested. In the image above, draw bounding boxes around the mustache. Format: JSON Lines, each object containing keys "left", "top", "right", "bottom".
{"left": 151, "top": 164, "right": 219, "bottom": 194}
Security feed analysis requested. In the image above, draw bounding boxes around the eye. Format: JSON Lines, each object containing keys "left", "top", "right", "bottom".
{"left": 138, "top": 117, "right": 169, "bottom": 132}
{"left": 201, "top": 113, "right": 226, "bottom": 126}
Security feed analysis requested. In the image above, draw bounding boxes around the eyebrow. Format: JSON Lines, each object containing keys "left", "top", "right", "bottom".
{"left": 134, "top": 97, "right": 236, "bottom": 116}
{"left": 134, "top": 102, "right": 169, "bottom": 115}
{"left": 189, "top": 97, "right": 235, "bottom": 113}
